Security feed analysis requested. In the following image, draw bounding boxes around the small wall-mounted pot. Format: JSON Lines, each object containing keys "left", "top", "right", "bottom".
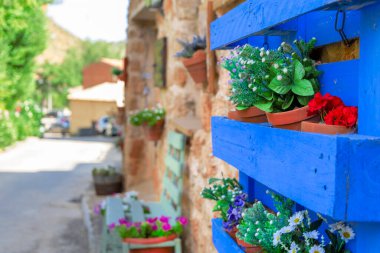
{"left": 144, "top": 120, "right": 164, "bottom": 141}
{"left": 182, "top": 50, "right": 207, "bottom": 84}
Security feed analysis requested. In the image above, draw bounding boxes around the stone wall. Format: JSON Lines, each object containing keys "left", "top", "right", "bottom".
{"left": 124, "top": 1, "right": 241, "bottom": 252}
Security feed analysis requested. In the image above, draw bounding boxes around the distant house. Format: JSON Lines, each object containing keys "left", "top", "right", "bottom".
{"left": 82, "top": 58, "right": 123, "bottom": 89}
{"left": 68, "top": 82, "right": 124, "bottom": 135}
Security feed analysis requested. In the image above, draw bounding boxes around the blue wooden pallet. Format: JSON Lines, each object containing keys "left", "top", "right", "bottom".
{"left": 212, "top": 219, "right": 244, "bottom": 253}
{"left": 210, "top": 0, "right": 380, "bottom": 252}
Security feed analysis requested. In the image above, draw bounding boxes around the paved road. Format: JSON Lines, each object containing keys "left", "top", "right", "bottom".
{"left": 0, "top": 136, "right": 121, "bottom": 253}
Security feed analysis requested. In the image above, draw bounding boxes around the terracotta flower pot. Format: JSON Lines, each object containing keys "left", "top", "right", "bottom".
{"left": 266, "top": 106, "right": 319, "bottom": 131}
{"left": 123, "top": 234, "right": 176, "bottom": 253}
{"left": 301, "top": 121, "right": 355, "bottom": 135}
{"left": 236, "top": 238, "right": 263, "bottom": 253}
{"left": 182, "top": 50, "right": 207, "bottom": 84}
{"left": 224, "top": 227, "right": 238, "bottom": 240}
{"left": 144, "top": 120, "right": 164, "bottom": 141}
{"left": 228, "top": 107, "right": 267, "bottom": 123}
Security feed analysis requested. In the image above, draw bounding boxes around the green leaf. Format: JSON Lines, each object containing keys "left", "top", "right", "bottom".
{"left": 254, "top": 100, "right": 273, "bottom": 112}
{"left": 297, "top": 95, "right": 311, "bottom": 106}
{"left": 268, "top": 78, "right": 291, "bottom": 95}
{"left": 326, "top": 229, "right": 338, "bottom": 246}
{"left": 282, "top": 94, "right": 294, "bottom": 110}
{"left": 309, "top": 219, "right": 323, "bottom": 231}
{"left": 260, "top": 91, "right": 273, "bottom": 101}
{"left": 294, "top": 60, "right": 305, "bottom": 80}
{"left": 208, "top": 178, "right": 221, "bottom": 184}
{"left": 291, "top": 79, "right": 314, "bottom": 96}
{"left": 236, "top": 106, "right": 250, "bottom": 111}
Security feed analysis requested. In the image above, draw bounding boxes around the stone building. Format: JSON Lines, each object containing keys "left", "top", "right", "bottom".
{"left": 123, "top": 1, "right": 243, "bottom": 252}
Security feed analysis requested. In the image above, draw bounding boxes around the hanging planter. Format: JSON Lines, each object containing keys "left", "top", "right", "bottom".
{"left": 182, "top": 50, "right": 207, "bottom": 84}
{"left": 144, "top": 119, "right": 164, "bottom": 141}
{"left": 175, "top": 36, "right": 207, "bottom": 84}
{"left": 236, "top": 238, "right": 263, "bottom": 253}
{"left": 266, "top": 106, "right": 318, "bottom": 130}
{"left": 301, "top": 92, "right": 358, "bottom": 134}
{"left": 123, "top": 234, "right": 177, "bottom": 253}
{"left": 228, "top": 107, "right": 267, "bottom": 123}
{"left": 129, "top": 105, "right": 166, "bottom": 142}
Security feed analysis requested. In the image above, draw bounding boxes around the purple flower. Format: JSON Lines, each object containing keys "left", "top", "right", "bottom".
{"left": 162, "top": 223, "right": 172, "bottom": 231}
{"left": 134, "top": 222, "right": 142, "bottom": 228}
{"left": 108, "top": 223, "right": 116, "bottom": 231}
{"left": 159, "top": 216, "right": 170, "bottom": 223}
{"left": 227, "top": 206, "right": 243, "bottom": 223}
{"left": 234, "top": 193, "right": 247, "bottom": 207}
{"left": 151, "top": 224, "right": 158, "bottom": 231}
{"left": 147, "top": 217, "right": 158, "bottom": 224}
{"left": 232, "top": 69, "right": 237, "bottom": 73}
{"left": 119, "top": 218, "right": 128, "bottom": 225}
{"left": 93, "top": 204, "right": 101, "bottom": 215}
{"left": 176, "top": 216, "right": 188, "bottom": 226}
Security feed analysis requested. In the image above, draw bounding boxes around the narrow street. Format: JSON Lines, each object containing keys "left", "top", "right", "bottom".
{"left": 0, "top": 136, "right": 121, "bottom": 253}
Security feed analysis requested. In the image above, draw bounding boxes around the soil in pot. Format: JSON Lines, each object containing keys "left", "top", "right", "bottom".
{"left": 123, "top": 234, "right": 176, "bottom": 253}
{"left": 301, "top": 121, "right": 355, "bottom": 135}
{"left": 266, "top": 106, "right": 319, "bottom": 131}
{"left": 182, "top": 50, "right": 207, "bottom": 84}
{"left": 144, "top": 120, "right": 164, "bottom": 141}
{"left": 236, "top": 238, "right": 263, "bottom": 253}
{"left": 228, "top": 107, "right": 267, "bottom": 123}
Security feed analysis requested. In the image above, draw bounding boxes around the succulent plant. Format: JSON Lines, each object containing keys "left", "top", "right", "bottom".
{"left": 175, "top": 35, "right": 206, "bottom": 58}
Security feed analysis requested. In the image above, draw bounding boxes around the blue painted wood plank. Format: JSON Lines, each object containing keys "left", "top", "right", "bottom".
{"left": 212, "top": 218, "right": 244, "bottom": 253}
{"left": 211, "top": 116, "right": 380, "bottom": 222}
{"left": 106, "top": 197, "right": 125, "bottom": 226}
{"left": 359, "top": 2, "right": 380, "bottom": 135}
{"left": 211, "top": 0, "right": 374, "bottom": 49}
{"left": 318, "top": 60, "right": 359, "bottom": 106}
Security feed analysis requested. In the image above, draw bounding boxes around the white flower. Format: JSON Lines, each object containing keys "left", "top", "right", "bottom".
{"left": 260, "top": 51, "right": 265, "bottom": 57}
{"left": 260, "top": 47, "right": 265, "bottom": 51}
{"left": 309, "top": 245, "right": 325, "bottom": 253}
{"left": 255, "top": 221, "right": 259, "bottom": 225}
{"left": 288, "top": 242, "right": 300, "bottom": 253}
{"left": 277, "top": 75, "right": 283, "bottom": 81}
{"left": 281, "top": 42, "right": 286, "bottom": 46}
{"left": 277, "top": 212, "right": 281, "bottom": 216}
{"left": 265, "top": 75, "right": 270, "bottom": 79}
{"left": 255, "top": 232, "right": 259, "bottom": 237}
{"left": 339, "top": 225, "right": 355, "bottom": 242}
{"left": 283, "top": 68, "right": 288, "bottom": 74}
{"left": 280, "top": 225, "right": 295, "bottom": 234}
{"left": 221, "top": 195, "right": 225, "bottom": 199}
{"left": 273, "top": 63, "right": 279, "bottom": 69}
{"left": 242, "top": 212, "right": 245, "bottom": 217}
{"left": 293, "top": 39, "right": 298, "bottom": 44}
{"left": 252, "top": 87, "right": 257, "bottom": 92}
{"left": 270, "top": 220, "right": 273, "bottom": 225}
{"left": 262, "top": 58, "right": 266, "bottom": 63}
{"left": 266, "top": 50, "right": 270, "bottom": 55}
{"left": 303, "top": 230, "right": 319, "bottom": 240}
{"left": 303, "top": 58, "right": 308, "bottom": 62}
{"left": 273, "top": 231, "right": 282, "bottom": 246}
{"left": 278, "top": 46, "right": 282, "bottom": 51}
{"left": 288, "top": 211, "right": 304, "bottom": 226}
{"left": 256, "top": 228, "right": 260, "bottom": 232}
{"left": 329, "top": 222, "right": 344, "bottom": 232}
{"left": 247, "top": 228, "right": 250, "bottom": 232}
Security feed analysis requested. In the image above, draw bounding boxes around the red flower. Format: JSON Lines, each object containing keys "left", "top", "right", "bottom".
{"left": 308, "top": 92, "right": 345, "bottom": 118}
{"left": 324, "top": 93, "right": 344, "bottom": 111}
{"left": 324, "top": 106, "right": 358, "bottom": 127}
{"left": 308, "top": 92, "right": 326, "bottom": 116}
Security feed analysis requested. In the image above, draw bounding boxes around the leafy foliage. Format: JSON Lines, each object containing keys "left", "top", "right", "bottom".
{"left": 223, "top": 38, "right": 321, "bottom": 112}
{"left": 175, "top": 35, "right": 206, "bottom": 58}
{"left": 129, "top": 106, "right": 165, "bottom": 127}
{"left": 92, "top": 165, "right": 118, "bottom": 177}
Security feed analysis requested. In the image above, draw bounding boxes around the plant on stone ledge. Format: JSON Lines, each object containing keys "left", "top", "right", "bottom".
{"left": 201, "top": 177, "right": 247, "bottom": 231}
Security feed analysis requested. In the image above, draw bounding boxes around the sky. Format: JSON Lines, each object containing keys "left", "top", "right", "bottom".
{"left": 47, "top": 0, "right": 129, "bottom": 42}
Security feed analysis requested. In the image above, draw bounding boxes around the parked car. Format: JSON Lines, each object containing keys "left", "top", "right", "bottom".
{"left": 41, "top": 111, "right": 70, "bottom": 135}
{"left": 96, "top": 116, "right": 121, "bottom": 136}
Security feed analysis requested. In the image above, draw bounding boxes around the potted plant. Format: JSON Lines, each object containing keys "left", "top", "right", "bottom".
{"left": 175, "top": 35, "right": 207, "bottom": 84}
{"left": 92, "top": 166, "right": 123, "bottom": 196}
{"left": 112, "top": 215, "right": 188, "bottom": 253}
{"left": 301, "top": 92, "right": 358, "bottom": 134}
{"left": 129, "top": 106, "right": 166, "bottom": 141}
{"left": 201, "top": 177, "right": 247, "bottom": 239}
{"left": 112, "top": 67, "right": 125, "bottom": 81}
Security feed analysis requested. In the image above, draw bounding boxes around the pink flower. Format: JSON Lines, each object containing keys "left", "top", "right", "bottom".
{"left": 151, "top": 224, "right": 158, "bottom": 231}
{"left": 176, "top": 217, "right": 188, "bottom": 226}
{"left": 162, "top": 223, "right": 172, "bottom": 231}
{"left": 159, "top": 216, "right": 170, "bottom": 223}
{"left": 147, "top": 217, "right": 158, "bottom": 224}
{"left": 93, "top": 204, "right": 101, "bottom": 215}
{"left": 119, "top": 218, "right": 128, "bottom": 225}
{"left": 108, "top": 223, "right": 116, "bottom": 230}
{"left": 134, "top": 222, "right": 142, "bottom": 228}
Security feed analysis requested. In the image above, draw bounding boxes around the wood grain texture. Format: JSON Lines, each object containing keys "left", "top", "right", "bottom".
{"left": 212, "top": 218, "right": 245, "bottom": 253}
{"left": 207, "top": 1, "right": 217, "bottom": 94}
{"left": 211, "top": 116, "right": 380, "bottom": 222}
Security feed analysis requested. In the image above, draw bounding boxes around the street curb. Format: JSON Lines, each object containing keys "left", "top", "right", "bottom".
{"left": 81, "top": 195, "right": 95, "bottom": 253}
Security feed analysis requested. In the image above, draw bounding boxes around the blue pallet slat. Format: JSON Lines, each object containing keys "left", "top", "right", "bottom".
{"left": 211, "top": 0, "right": 374, "bottom": 50}
{"left": 318, "top": 60, "right": 359, "bottom": 106}
{"left": 212, "top": 218, "right": 244, "bottom": 253}
{"left": 211, "top": 116, "right": 380, "bottom": 222}
{"left": 359, "top": 2, "right": 380, "bottom": 135}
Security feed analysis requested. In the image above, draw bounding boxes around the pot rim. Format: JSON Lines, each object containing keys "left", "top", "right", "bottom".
{"left": 123, "top": 234, "right": 177, "bottom": 244}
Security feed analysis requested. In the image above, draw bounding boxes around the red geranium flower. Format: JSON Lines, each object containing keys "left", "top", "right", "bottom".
{"left": 308, "top": 92, "right": 326, "bottom": 116}
{"left": 323, "top": 93, "right": 344, "bottom": 111}
{"left": 324, "top": 106, "right": 358, "bottom": 127}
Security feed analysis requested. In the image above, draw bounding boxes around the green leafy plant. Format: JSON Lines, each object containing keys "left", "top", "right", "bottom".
{"left": 175, "top": 35, "right": 206, "bottom": 58}
{"left": 112, "top": 67, "right": 123, "bottom": 76}
{"left": 129, "top": 106, "right": 165, "bottom": 127}
{"left": 223, "top": 38, "right": 321, "bottom": 113}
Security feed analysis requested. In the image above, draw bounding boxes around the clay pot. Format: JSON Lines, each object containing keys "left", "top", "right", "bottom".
{"left": 144, "top": 120, "right": 164, "bottom": 141}
{"left": 301, "top": 121, "right": 355, "bottom": 135}
{"left": 236, "top": 238, "right": 263, "bottom": 253}
{"left": 225, "top": 227, "right": 238, "bottom": 240}
{"left": 266, "top": 106, "right": 319, "bottom": 131}
{"left": 182, "top": 50, "right": 207, "bottom": 84}
{"left": 228, "top": 107, "right": 267, "bottom": 123}
{"left": 123, "top": 234, "right": 176, "bottom": 253}
{"left": 93, "top": 173, "right": 123, "bottom": 196}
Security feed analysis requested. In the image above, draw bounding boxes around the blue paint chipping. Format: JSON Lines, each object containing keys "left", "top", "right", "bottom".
{"left": 211, "top": 0, "right": 380, "bottom": 252}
